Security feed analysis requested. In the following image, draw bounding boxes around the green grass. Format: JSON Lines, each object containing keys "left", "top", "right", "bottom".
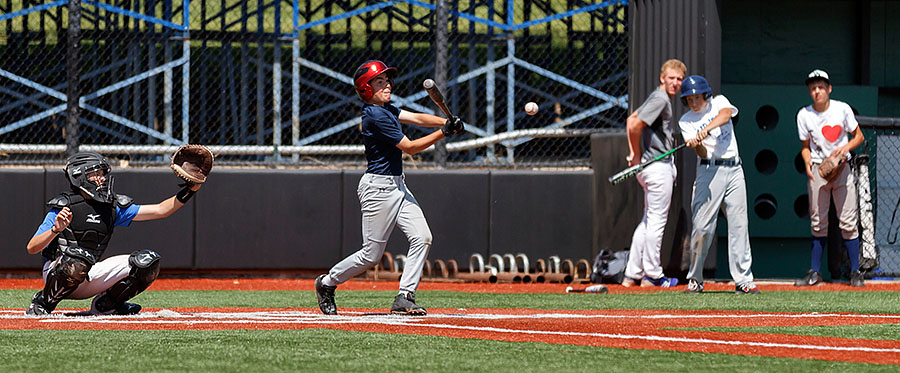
{"left": 1, "top": 288, "right": 899, "bottom": 371}
{"left": 0, "top": 329, "right": 894, "bottom": 372}
{"left": 680, "top": 324, "right": 900, "bottom": 341}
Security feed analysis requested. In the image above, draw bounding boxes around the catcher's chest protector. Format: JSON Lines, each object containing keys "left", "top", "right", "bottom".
{"left": 44, "top": 192, "right": 116, "bottom": 261}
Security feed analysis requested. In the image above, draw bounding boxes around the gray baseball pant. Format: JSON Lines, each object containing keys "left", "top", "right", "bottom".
{"left": 685, "top": 164, "right": 755, "bottom": 285}
{"left": 328, "top": 173, "right": 432, "bottom": 294}
{"left": 809, "top": 162, "right": 858, "bottom": 239}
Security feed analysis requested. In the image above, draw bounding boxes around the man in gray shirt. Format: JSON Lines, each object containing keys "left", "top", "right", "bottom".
{"left": 622, "top": 59, "right": 686, "bottom": 287}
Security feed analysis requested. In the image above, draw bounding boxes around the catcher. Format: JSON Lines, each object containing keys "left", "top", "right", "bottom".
{"left": 795, "top": 69, "right": 865, "bottom": 287}
{"left": 24, "top": 146, "right": 213, "bottom": 316}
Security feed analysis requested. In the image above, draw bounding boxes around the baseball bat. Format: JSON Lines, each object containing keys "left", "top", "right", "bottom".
{"left": 423, "top": 79, "right": 454, "bottom": 119}
{"left": 608, "top": 143, "right": 686, "bottom": 185}
{"left": 565, "top": 285, "right": 608, "bottom": 293}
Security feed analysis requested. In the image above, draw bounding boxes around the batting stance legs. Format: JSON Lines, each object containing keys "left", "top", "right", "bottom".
{"left": 318, "top": 174, "right": 432, "bottom": 314}
{"left": 624, "top": 160, "right": 676, "bottom": 283}
{"left": 685, "top": 165, "right": 754, "bottom": 287}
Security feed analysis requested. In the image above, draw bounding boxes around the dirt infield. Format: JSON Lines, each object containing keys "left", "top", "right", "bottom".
{"left": 3, "top": 279, "right": 900, "bottom": 365}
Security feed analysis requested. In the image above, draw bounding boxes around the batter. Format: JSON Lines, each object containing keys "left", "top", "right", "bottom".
{"left": 314, "top": 60, "right": 463, "bottom": 315}
{"left": 678, "top": 75, "right": 759, "bottom": 295}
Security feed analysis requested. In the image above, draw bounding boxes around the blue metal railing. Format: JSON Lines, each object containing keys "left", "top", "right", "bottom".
{"left": 1, "top": 0, "right": 628, "bottom": 163}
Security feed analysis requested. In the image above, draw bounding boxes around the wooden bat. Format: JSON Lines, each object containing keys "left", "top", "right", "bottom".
{"left": 608, "top": 143, "right": 686, "bottom": 185}
{"left": 423, "top": 79, "right": 454, "bottom": 118}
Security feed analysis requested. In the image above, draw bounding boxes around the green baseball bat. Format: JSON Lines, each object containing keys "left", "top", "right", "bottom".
{"left": 608, "top": 143, "right": 686, "bottom": 185}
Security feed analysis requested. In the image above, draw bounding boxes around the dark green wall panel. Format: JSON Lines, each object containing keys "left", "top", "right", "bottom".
{"left": 722, "top": 84, "right": 877, "bottom": 238}
{"left": 722, "top": 0, "right": 861, "bottom": 85}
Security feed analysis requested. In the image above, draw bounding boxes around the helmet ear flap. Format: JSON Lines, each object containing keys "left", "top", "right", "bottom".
{"left": 358, "top": 84, "right": 374, "bottom": 101}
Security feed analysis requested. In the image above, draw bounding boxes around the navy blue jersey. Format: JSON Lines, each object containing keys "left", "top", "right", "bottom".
{"left": 361, "top": 103, "right": 405, "bottom": 175}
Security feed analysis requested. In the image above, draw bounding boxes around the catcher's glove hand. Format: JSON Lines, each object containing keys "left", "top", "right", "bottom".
{"left": 818, "top": 152, "right": 845, "bottom": 182}
{"left": 170, "top": 144, "right": 214, "bottom": 184}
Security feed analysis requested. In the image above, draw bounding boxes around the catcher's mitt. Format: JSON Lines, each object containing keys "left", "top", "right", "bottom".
{"left": 170, "top": 144, "right": 214, "bottom": 184}
{"left": 818, "top": 152, "right": 845, "bottom": 182}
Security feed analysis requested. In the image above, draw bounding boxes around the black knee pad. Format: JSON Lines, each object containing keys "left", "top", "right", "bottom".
{"left": 128, "top": 249, "right": 161, "bottom": 284}
{"left": 52, "top": 247, "right": 96, "bottom": 287}
{"left": 42, "top": 247, "right": 96, "bottom": 305}
{"left": 94, "top": 249, "right": 160, "bottom": 313}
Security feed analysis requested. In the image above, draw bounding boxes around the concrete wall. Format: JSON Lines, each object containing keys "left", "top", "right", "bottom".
{"left": 0, "top": 168, "right": 594, "bottom": 271}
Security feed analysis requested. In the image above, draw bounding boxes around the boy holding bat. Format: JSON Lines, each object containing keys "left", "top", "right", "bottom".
{"left": 678, "top": 75, "right": 759, "bottom": 294}
{"left": 621, "top": 59, "right": 685, "bottom": 288}
{"left": 314, "top": 60, "right": 463, "bottom": 315}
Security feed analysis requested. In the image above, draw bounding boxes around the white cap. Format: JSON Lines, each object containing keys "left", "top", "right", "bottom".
{"left": 805, "top": 69, "right": 830, "bottom": 85}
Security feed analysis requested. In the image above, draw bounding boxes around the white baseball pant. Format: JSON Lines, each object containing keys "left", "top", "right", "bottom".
{"left": 328, "top": 173, "right": 432, "bottom": 294}
{"left": 42, "top": 254, "right": 132, "bottom": 312}
{"left": 624, "top": 160, "right": 676, "bottom": 281}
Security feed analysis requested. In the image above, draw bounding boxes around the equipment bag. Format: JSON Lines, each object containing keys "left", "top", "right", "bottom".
{"left": 590, "top": 249, "right": 629, "bottom": 284}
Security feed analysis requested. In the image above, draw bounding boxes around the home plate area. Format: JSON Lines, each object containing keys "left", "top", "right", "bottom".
{"left": 2, "top": 308, "right": 899, "bottom": 365}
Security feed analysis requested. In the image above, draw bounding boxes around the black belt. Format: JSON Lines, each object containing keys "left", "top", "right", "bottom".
{"left": 700, "top": 158, "right": 741, "bottom": 167}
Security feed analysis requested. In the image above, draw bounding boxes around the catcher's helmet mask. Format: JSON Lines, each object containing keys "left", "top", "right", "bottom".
{"left": 65, "top": 151, "right": 115, "bottom": 204}
{"left": 680, "top": 75, "right": 713, "bottom": 105}
{"left": 353, "top": 60, "right": 397, "bottom": 101}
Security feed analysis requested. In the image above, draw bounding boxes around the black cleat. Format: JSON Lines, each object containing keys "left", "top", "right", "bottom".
{"left": 850, "top": 271, "right": 866, "bottom": 287}
{"left": 315, "top": 274, "right": 337, "bottom": 315}
{"left": 735, "top": 282, "right": 761, "bottom": 294}
{"left": 115, "top": 302, "right": 142, "bottom": 315}
{"left": 794, "top": 270, "right": 822, "bottom": 287}
{"left": 25, "top": 291, "right": 54, "bottom": 316}
{"left": 683, "top": 279, "right": 703, "bottom": 294}
{"left": 66, "top": 303, "right": 142, "bottom": 317}
{"left": 390, "top": 293, "right": 426, "bottom": 316}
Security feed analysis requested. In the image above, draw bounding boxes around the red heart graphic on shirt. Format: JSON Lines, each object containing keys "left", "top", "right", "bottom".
{"left": 821, "top": 125, "right": 842, "bottom": 143}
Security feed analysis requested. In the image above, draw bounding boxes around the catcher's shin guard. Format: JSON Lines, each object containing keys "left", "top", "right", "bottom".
{"left": 31, "top": 247, "right": 96, "bottom": 314}
{"left": 93, "top": 249, "right": 160, "bottom": 314}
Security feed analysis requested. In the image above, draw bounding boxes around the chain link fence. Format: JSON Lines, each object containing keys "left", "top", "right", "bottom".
{"left": 858, "top": 117, "right": 900, "bottom": 278}
{"left": 1, "top": 0, "right": 629, "bottom": 167}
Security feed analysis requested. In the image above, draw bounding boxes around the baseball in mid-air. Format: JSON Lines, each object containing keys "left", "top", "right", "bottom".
{"left": 524, "top": 102, "right": 539, "bottom": 116}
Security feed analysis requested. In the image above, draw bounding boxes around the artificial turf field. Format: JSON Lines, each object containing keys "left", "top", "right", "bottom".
{"left": 1, "top": 278, "right": 899, "bottom": 371}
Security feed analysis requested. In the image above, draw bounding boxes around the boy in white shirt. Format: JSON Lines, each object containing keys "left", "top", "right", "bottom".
{"left": 794, "top": 69, "right": 865, "bottom": 287}
{"left": 678, "top": 75, "right": 759, "bottom": 294}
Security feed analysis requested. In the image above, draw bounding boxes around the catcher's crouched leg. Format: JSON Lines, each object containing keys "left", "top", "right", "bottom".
{"left": 28, "top": 247, "right": 96, "bottom": 315}
{"left": 92, "top": 249, "right": 161, "bottom": 315}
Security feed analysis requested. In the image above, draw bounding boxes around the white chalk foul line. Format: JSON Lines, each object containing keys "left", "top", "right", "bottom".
{"left": 2, "top": 309, "right": 899, "bottom": 354}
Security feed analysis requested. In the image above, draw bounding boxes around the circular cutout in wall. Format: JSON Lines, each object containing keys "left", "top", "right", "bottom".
{"left": 794, "top": 152, "right": 806, "bottom": 174}
{"left": 754, "top": 149, "right": 778, "bottom": 175}
{"left": 754, "top": 194, "right": 778, "bottom": 219}
{"left": 756, "top": 105, "right": 779, "bottom": 131}
{"left": 794, "top": 194, "right": 810, "bottom": 219}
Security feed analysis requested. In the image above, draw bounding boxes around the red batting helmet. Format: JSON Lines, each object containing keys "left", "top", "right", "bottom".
{"left": 353, "top": 60, "right": 397, "bottom": 101}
